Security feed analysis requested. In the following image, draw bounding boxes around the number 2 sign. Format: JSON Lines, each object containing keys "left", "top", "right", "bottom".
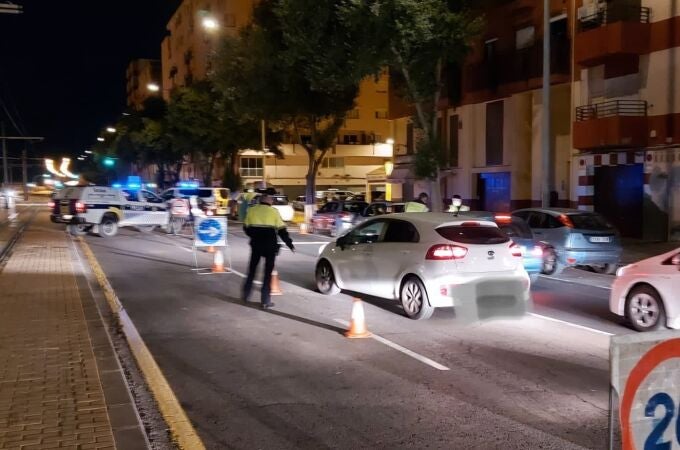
{"left": 612, "top": 333, "right": 680, "bottom": 450}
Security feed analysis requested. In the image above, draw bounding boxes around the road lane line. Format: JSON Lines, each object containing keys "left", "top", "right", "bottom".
{"left": 528, "top": 313, "right": 615, "bottom": 336}
{"left": 78, "top": 237, "right": 206, "bottom": 450}
{"left": 334, "top": 319, "right": 450, "bottom": 371}
{"left": 290, "top": 241, "right": 329, "bottom": 245}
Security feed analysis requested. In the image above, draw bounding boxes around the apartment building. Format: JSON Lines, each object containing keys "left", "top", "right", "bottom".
{"left": 389, "top": 0, "right": 573, "bottom": 211}
{"left": 159, "top": 0, "right": 393, "bottom": 199}
{"left": 573, "top": 0, "right": 680, "bottom": 240}
{"left": 125, "top": 59, "right": 161, "bottom": 110}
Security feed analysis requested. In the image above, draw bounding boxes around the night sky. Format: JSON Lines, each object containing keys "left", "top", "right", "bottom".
{"left": 0, "top": 0, "right": 180, "bottom": 159}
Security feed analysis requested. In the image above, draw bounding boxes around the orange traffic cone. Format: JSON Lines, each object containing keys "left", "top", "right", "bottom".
{"left": 270, "top": 270, "right": 283, "bottom": 296}
{"left": 211, "top": 249, "right": 227, "bottom": 273}
{"left": 206, "top": 246, "right": 215, "bottom": 253}
{"left": 345, "top": 298, "right": 372, "bottom": 339}
{"left": 299, "top": 223, "right": 309, "bottom": 235}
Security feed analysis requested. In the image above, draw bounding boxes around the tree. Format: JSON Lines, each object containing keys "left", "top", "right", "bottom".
{"left": 343, "top": 0, "right": 481, "bottom": 210}
{"left": 214, "top": 0, "right": 381, "bottom": 219}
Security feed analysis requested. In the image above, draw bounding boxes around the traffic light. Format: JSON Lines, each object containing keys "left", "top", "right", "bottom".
{"left": 103, "top": 157, "right": 115, "bottom": 168}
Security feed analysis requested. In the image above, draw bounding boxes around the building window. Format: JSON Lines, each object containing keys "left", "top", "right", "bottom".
{"left": 375, "top": 110, "right": 388, "bottom": 119}
{"left": 515, "top": 26, "right": 535, "bottom": 50}
{"left": 448, "top": 115, "right": 459, "bottom": 167}
{"left": 240, "top": 157, "right": 263, "bottom": 177}
{"left": 486, "top": 101, "right": 504, "bottom": 166}
{"left": 343, "top": 135, "right": 359, "bottom": 145}
{"left": 322, "top": 157, "right": 344, "bottom": 169}
{"left": 406, "top": 122, "right": 414, "bottom": 155}
{"left": 346, "top": 109, "right": 360, "bottom": 119}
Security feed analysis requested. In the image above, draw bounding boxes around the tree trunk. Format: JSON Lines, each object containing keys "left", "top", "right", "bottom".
{"left": 304, "top": 150, "right": 319, "bottom": 223}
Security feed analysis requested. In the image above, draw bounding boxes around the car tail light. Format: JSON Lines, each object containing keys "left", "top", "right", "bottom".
{"left": 426, "top": 244, "right": 468, "bottom": 260}
{"left": 558, "top": 214, "right": 574, "bottom": 228}
{"left": 75, "top": 201, "right": 86, "bottom": 214}
{"left": 494, "top": 214, "right": 512, "bottom": 223}
{"left": 48, "top": 201, "right": 55, "bottom": 209}
{"left": 509, "top": 242, "right": 523, "bottom": 257}
{"left": 530, "top": 246, "right": 543, "bottom": 257}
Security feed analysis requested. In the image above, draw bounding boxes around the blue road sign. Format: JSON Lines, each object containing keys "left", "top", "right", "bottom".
{"left": 195, "top": 217, "right": 226, "bottom": 247}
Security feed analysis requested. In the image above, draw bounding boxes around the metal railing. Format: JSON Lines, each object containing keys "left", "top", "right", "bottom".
{"left": 575, "top": 100, "right": 647, "bottom": 121}
{"left": 579, "top": 5, "right": 650, "bottom": 32}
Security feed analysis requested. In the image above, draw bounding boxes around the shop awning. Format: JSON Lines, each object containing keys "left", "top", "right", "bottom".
{"left": 366, "top": 166, "right": 386, "bottom": 182}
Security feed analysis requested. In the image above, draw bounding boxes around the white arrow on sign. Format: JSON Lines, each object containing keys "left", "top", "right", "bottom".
{"left": 199, "top": 226, "right": 221, "bottom": 238}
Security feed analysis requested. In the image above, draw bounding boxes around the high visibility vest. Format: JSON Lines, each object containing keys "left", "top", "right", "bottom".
{"left": 404, "top": 201, "right": 429, "bottom": 213}
{"left": 244, "top": 204, "right": 285, "bottom": 229}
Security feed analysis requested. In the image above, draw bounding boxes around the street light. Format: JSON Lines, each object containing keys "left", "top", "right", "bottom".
{"left": 103, "top": 157, "right": 115, "bottom": 168}
{"left": 97, "top": 137, "right": 105, "bottom": 142}
{"left": 106, "top": 127, "right": 116, "bottom": 133}
{"left": 147, "top": 83, "right": 160, "bottom": 92}
{"left": 202, "top": 17, "right": 219, "bottom": 31}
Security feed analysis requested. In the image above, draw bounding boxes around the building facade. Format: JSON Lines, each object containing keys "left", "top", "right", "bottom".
{"left": 572, "top": 0, "right": 680, "bottom": 240}
{"left": 125, "top": 59, "right": 161, "bottom": 110}
{"left": 388, "top": 0, "right": 573, "bottom": 211}
{"left": 160, "top": 0, "right": 393, "bottom": 199}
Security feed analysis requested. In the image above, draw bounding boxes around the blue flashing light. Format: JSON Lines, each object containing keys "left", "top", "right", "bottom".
{"left": 178, "top": 181, "right": 200, "bottom": 188}
{"left": 127, "top": 183, "right": 141, "bottom": 190}
{"left": 112, "top": 183, "right": 122, "bottom": 188}
{"left": 103, "top": 157, "right": 115, "bottom": 167}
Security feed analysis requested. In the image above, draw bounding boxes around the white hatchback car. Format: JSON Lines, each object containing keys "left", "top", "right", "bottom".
{"left": 315, "top": 213, "right": 531, "bottom": 320}
{"left": 610, "top": 248, "right": 680, "bottom": 331}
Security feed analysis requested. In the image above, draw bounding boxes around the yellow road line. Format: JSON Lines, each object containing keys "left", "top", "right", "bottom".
{"left": 79, "top": 237, "right": 205, "bottom": 450}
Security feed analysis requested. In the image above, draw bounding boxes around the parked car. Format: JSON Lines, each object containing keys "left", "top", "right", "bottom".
{"left": 316, "top": 190, "right": 354, "bottom": 202}
{"left": 459, "top": 212, "right": 555, "bottom": 282}
{"left": 250, "top": 193, "right": 294, "bottom": 222}
{"left": 292, "top": 195, "right": 325, "bottom": 212}
{"left": 512, "top": 208, "right": 621, "bottom": 274}
{"left": 315, "top": 213, "right": 530, "bottom": 320}
{"left": 610, "top": 248, "right": 680, "bottom": 331}
{"left": 50, "top": 186, "right": 168, "bottom": 237}
{"left": 161, "top": 187, "right": 230, "bottom": 217}
{"left": 311, "top": 200, "right": 368, "bottom": 236}
{"left": 353, "top": 201, "right": 406, "bottom": 226}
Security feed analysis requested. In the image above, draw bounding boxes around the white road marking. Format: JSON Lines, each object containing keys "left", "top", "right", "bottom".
{"left": 334, "top": 319, "right": 450, "bottom": 371}
{"left": 228, "top": 268, "right": 261, "bottom": 285}
{"left": 290, "top": 242, "right": 329, "bottom": 245}
{"left": 529, "top": 313, "right": 614, "bottom": 336}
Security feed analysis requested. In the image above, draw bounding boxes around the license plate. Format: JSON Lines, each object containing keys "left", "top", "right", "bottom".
{"left": 60, "top": 205, "right": 70, "bottom": 215}
{"left": 590, "top": 236, "right": 611, "bottom": 243}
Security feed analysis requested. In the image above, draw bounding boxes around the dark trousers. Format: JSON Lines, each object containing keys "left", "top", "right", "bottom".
{"left": 242, "top": 247, "right": 276, "bottom": 305}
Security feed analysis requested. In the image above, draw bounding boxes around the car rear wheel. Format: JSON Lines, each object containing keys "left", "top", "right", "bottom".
{"left": 591, "top": 263, "right": 618, "bottom": 275}
{"left": 97, "top": 215, "right": 118, "bottom": 238}
{"left": 316, "top": 260, "right": 341, "bottom": 295}
{"left": 541, "top": 247, "right": 562, "bottom": 275}
{"left": 67, "top": 224, "right": 91, "bottom": 236}
{"left": 136, "top": 225, "right": 157, "bottom": 233}
{"left": 400, "top": 276, "right": 434, "bottom": 320}
{"left": 626, "top": 285, "right": 666, "bottom": 332}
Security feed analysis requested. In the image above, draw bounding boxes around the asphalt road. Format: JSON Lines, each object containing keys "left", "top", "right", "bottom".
{"left": 81, "top": 221, "right": 628, "bottom": 449}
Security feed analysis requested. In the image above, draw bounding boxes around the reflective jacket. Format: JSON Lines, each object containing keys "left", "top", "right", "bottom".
{"left": 244, "top": 204, "right": 294, "bottom": 254}
{"left": 404, "top": 201, "right": 429, "bottom": 213}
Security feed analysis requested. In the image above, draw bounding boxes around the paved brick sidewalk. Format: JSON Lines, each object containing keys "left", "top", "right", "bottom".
{"left": 0, "top": 214, "right": 130, "bottom": 449}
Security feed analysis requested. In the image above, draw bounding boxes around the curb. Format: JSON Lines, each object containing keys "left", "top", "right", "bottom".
{"left": 78, "top": 237, "right": 206, "bottom": 450}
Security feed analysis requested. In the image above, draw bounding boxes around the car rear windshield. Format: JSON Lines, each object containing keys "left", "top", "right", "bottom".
{"left": 343, "top": 202, "right": 368, "bottom": 213}
{"left": 272, "top": 196, "right": 288, "bottom": 205}
{"left": 436, "top": 225, "right": 510, "bottom": 245}
{"left": 567, "top": 213, "right": 613, "bottom": 231}
{"left": 498, "top": 220, "right": 533, "bottom": 239}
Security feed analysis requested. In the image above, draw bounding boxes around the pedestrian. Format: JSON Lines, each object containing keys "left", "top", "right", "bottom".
{"left": 448, "top": 194, "right": 470, "bottom": 215}
{"left": 405, "top": 192, "right": 430, "bottom": 212}
{"left": 242, "top": 194, "right": 295, "bottom": 309}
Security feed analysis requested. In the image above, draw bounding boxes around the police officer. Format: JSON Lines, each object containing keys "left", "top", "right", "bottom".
{"left": 447, "top": 194, "right": 470, "bottom": 215}
{"left": 405, "top": 192, "right": 430, "bottom": 212}
{"left": 242, "top": 194, "right": 295, "bottom": 309}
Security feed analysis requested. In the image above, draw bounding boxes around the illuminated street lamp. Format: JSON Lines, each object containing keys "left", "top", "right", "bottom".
{"left": 386, "top": 138, "right": 395, "bottom": 145}
{"left": 147, "top": 83, "right": 160, "bottom": 92}
{"left": 97, "top": 137, "right": 105, "bottom": 142}
{"left": 202, "top": 16, "right": 219, "bottom": 31}
{"left": 106, "top": 127, "right": 116, "bottom": 133}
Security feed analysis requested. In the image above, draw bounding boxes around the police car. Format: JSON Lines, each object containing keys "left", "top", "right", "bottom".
{"left": 50, "top": 185, "right": 169, "bottom": 237}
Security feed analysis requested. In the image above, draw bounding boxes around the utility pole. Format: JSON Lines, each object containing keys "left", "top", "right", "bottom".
{"left": 1, "top": 122, "right": 7, "bottom": 188}
{"left": 541, "top": 0, "right": 552, "bottom": 208}
{"left": 21, "top": 148, "right": 27, "bottom": 200}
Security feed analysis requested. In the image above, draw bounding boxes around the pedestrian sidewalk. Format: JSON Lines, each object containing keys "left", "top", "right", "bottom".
{"left": 620, "top": 239, "right": 679, "bottom": 264}
{"left": 0, "top": 212, "right": 148, "bottom": 449}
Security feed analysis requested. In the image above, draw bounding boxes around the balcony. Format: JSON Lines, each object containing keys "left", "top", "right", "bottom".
{"left": 575, "top": 5, "right": 651, "bottom": 67}
{"left": 463, "top": 37, "right": 570, "bottom": 94}
{"left": 573, "top": 100, "right": 648, "bottom": 150}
